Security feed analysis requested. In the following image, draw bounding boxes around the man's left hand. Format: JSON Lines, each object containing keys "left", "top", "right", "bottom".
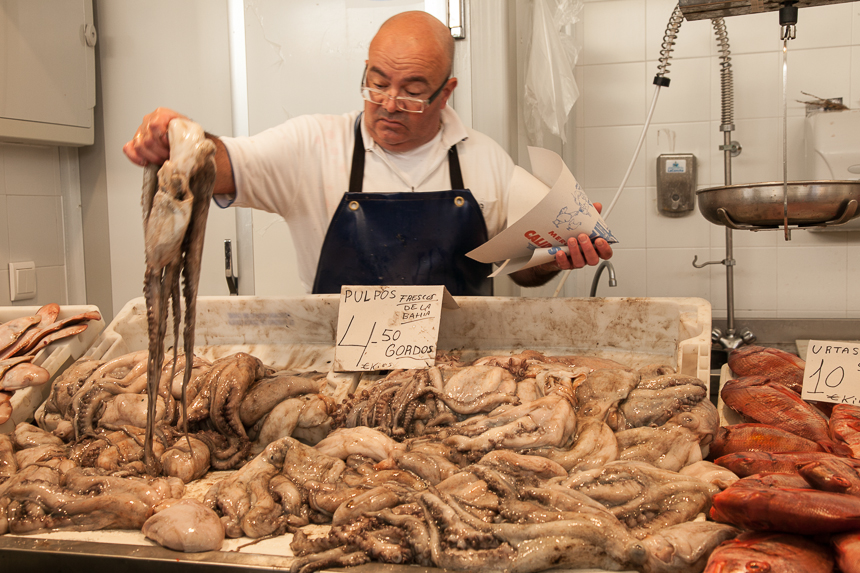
{"left": 554, "top": 234, "right": 613, "bottom": 270}
{"left": 509, "top": 202, "right": 613, "bottom": 287}
{"left": 550, "top": 201, "right": 613, "bottom": 270}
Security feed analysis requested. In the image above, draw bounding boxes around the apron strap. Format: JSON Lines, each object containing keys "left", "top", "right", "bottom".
{"left": 348, "top": 114, "right": 365, "bottom": 194}
{"left": 348, "top": 113, "right": 465, "bottom": 193}
{"left": 447, "top": 143, "right": 464, "bottom": 191}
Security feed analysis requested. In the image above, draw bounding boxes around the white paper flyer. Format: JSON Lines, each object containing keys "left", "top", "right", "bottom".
{"left": 466, "top": 147, "right": 617, "bottom": 276}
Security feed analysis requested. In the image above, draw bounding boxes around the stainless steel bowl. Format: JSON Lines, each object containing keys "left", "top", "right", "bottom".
{"left": 696, "top": 180, "right": 860, "bottom": 229}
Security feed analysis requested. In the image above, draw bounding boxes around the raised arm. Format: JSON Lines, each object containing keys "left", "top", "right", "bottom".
{"left": 123, "top": 107, "right": 236, "bottom": 198}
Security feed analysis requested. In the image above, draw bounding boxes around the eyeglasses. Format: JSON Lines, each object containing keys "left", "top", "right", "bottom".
{"left": 360, "top": 67, "right": 449, "bottom": 114}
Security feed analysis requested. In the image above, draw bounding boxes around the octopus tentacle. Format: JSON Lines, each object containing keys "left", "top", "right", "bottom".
{"left": 180, "top": 154, "right": 216, "bottom": 442}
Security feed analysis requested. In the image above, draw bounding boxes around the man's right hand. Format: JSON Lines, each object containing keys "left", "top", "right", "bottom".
{"left": 123, "top": 108, "right": 190, "bottom": 166}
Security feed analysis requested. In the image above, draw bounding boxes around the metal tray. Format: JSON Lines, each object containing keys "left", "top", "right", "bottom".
{"left": 2, "top": 295, "right": 711, "bottom": 573}
{"left": 696, "top": 180, "right": 860, "bottom": 230}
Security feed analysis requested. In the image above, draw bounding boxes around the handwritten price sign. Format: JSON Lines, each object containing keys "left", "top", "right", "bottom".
{"left": 333, "top": 285, "right": 458, "bottom": 372}
{"left": 801, "top": 340, "right": 860, "bottom": 405}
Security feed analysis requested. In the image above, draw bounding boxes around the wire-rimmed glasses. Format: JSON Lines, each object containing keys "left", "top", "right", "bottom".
{"left": 360, "top": 67, "right": 448, "bottom": 113}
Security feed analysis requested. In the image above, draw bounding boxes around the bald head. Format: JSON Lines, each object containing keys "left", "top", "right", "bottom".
{"left": 363, "top": 11, "right": 457, "bottom": 152}
{"left": 371, "top": 11, "right": 454, "bottom": 78}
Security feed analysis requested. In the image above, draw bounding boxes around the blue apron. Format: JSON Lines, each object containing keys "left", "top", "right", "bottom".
{"left": 311, "top": 116, "right": 493, "bottom": 296}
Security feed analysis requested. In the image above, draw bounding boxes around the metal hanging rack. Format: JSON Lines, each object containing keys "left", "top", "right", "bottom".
{"left": 690, "top": 2, "right": 860, "bottom": 349}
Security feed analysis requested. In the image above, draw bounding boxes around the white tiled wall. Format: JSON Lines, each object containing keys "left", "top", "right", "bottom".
{"left": 571, "top": 0, "right": 860, "bottom": 319}
{"left": 0, "top": 144, "right": 68, "bottom": 307}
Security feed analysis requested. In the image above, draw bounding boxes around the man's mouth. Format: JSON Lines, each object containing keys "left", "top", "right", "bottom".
{"left": 376, "top": 111, "right": 404, "bottom": 128}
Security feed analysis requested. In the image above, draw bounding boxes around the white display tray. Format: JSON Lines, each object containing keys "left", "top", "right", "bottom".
{"left": 89, "top": 295, "right": 712, "bottom": 384}
{"left": 0, "top": 305, "right": 104, "bottom": 433}
{"left": 717, "top": 363, "right": 743, "bottom": 427}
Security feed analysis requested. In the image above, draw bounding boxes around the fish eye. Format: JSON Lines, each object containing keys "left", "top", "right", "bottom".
{"left": 747, "top": 561, "right": 770, "bottom": 572}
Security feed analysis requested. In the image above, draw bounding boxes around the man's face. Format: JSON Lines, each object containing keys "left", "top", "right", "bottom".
{"left": 363, "top": 40, "right": 455, "bottom": 153}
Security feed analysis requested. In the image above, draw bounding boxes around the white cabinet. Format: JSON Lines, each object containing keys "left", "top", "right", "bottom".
{"left": 0, "top": 0, "right": 96, "bottom": 146}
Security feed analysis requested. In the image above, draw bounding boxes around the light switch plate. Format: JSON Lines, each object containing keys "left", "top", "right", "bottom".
{"left": 9, "top": 261, "right": 36, "bottom": 302}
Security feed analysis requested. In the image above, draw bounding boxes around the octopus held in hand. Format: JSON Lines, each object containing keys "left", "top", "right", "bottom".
{"left": 141, "top": 118, "right": 217, "bottom": 474}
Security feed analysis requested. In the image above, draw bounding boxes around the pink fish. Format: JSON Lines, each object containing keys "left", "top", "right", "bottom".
{"left": 708, "top": 423, "right": 825, "bottom": 460}
{"left": 710, "top": 485, "right": 860, "bottom": 534}
{"left": 799, "top": 458, "right": 860, "bottom": 496}
{"left": 830, "top": 404, "right": 860, "bottom": 458}
{"left": 704, "top": 531, "right": 833, "bottom": 573}
{"left": 832, "top": 530, "right": 860, "bottom": 573}
{"left": 721, "top": 377, "right": 831, "bottom": 443}
{"left": 727, "top": 346, "right": 805, "bottom": 393}
{"left": 714, "top": 451, "right": 856, "bottom": 478}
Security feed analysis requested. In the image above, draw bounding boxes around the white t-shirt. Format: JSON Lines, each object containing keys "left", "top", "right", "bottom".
{"left": 219, "top": 107, "right": 514, "bottom": 292}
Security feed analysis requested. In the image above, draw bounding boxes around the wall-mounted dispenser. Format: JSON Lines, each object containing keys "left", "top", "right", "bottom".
{"left": 804, "top": 109, "right": 860, "bottom": 231}
{"left": 657, "top": 153, "right": 697, "bottom": 216}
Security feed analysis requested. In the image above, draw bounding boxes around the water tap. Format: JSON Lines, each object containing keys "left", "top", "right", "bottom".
{"left": 590, "top": 261, "right": 617, "bottom": 297}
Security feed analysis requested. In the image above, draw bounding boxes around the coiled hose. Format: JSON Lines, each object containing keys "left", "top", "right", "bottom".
{"left": 712, "top": 17, "right": 734, "bottom": 130}
{"left": 656, "top": 4, "right": 685, "bottom": 83}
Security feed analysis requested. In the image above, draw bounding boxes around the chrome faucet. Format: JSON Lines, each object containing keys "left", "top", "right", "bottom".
{"left": 590, "top": 261, "right": 617, "bottom": 297}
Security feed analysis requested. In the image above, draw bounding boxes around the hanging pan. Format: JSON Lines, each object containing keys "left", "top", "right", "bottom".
{"left": 696, "top": 180, "right": 860, "bottom": 231}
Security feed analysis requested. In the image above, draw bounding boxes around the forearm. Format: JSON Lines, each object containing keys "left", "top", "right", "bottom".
{"left": 206, "top": 134, "right": 236, "bottom": 198}
{"left": 509, "top": 263, "right": 561, "bottom": 288}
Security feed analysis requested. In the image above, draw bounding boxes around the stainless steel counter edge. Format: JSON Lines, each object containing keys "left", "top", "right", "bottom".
{"left": 0, "top": 535, "right": 630, "bottom": 573}
{"left": 0, "top": 536, "right": 449, "bottom": 573}
{"left": 712, "top": 318, "right": 860, "bottom": 344}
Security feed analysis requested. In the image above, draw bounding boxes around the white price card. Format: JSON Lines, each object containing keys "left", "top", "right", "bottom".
{"left": 801, "top": 340, "right": 860, "bottom": 405}
{"left": 333, "top": 286, "right": 458, "bottom": 372}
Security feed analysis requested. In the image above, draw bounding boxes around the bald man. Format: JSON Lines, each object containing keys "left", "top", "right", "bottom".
{"left": 124, "top": 11, "right": 611, "bottom": 295}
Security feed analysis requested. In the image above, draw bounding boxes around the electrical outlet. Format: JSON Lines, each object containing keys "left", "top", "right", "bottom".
{"left": 9, "top": 261, "right": 36, "bottom": 302}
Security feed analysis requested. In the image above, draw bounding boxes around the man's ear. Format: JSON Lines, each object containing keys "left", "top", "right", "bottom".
{"left": 440, "top": 77, "right": 458, "bottom": 108}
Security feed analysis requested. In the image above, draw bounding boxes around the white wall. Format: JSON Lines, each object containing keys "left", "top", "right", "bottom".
{"left": 565, "top": 0, "right": 860, "bottom": 318}
{"left": 0, "top": 144, "right": 70, "bottom": 306}
{"left": 95, "top": 0, "right": 237, "bottom": 318}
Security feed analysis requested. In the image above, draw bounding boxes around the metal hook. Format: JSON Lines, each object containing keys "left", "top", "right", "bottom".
{"left": 692, "top": 255, "right": 733, "bottom": 269}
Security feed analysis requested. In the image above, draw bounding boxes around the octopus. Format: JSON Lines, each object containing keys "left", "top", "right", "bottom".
{"left": 143, "top": 498, "right": 225, "bottom": 552}
{"left": 439, "top": 365, "right": 519, "bottom": 414}
{"left": 159, "top": 435, "right": 211, "bottom": 483}
{"left": 442, "top": 393, "right": 577, "bottom": 453}
{"left": 338, "top": 367, "right": 450, "bottom": 437}
{"left": 141, "top": 118, "right": 217, "bottom": 474}
{"left": 315, "top": 426, "right": 405, "bottom": 462}
{"left": 616, "top": 373, "right": 709, "bottom": 429}
{"left": 0, "top": 433, "right": 16, "bottom": 478}
{"left": 0, "top": 347, "right": 731, "bottom": 573}
{"left": 0, "top": 391, "right": 11, "bottom": 425}
{"left": 562, "top": 460, "right": 719, "bottom": 538}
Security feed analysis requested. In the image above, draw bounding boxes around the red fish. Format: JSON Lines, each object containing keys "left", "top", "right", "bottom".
{"left": 715, "top": 451, "right": 857, "bottom": 478}
{"left": 832, "top": 530, "right": 860, "bottom": 573}
{"left": 799, "top": 458, "right": 860, "bottom": 496}
{"left": 720, "top": 377, "right": 831, "bottom": 443}
{"left": 727, "top": 346, "right": 805, "bottom": 393}
{"left": 733, "top": 472, "right": 812, "bottom": 490}
{"left": 708, "top": 424, "right": 824, "bottom": 460}
{"left": 710, "top": 485, "right": 860, "bottom": 534}
{"left": 830, "top": 404, "right": 860, "bottom": 458}
{"left": 704, "top": 532, "right": 833, "bottom": 573}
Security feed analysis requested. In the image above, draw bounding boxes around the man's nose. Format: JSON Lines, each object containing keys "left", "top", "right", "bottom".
{"left": 382, "top": 91, "right": 399, "bottom": 113}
